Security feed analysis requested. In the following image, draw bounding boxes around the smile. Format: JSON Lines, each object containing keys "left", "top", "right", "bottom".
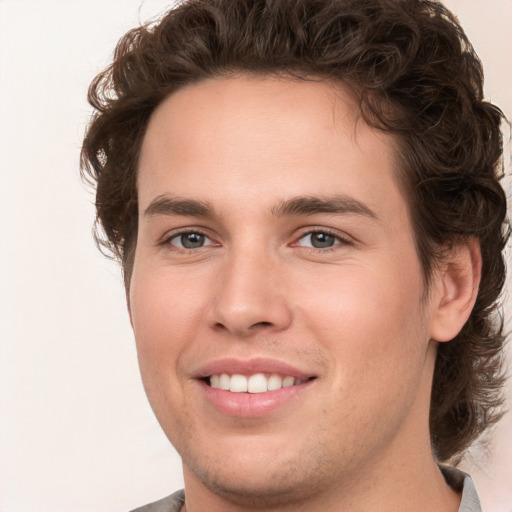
{"left": 195, "top": 358, "right": 317, "bottom": 417}
{"left": 209, "top": 373, "right": 309, "bottom": 393}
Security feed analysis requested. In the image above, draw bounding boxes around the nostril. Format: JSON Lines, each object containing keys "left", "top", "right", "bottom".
{"left": 254, "top": 321, "right": 272, "bottom": 327}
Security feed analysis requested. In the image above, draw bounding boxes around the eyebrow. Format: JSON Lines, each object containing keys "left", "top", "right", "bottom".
{"left": 143, "top": 194, "right": 377, "bottom": 220}
{"left": 144, "top": 196, "right": 217, "bottom": 218}
{"left": 271, "top": 195, "right": 378, "bottom": 220}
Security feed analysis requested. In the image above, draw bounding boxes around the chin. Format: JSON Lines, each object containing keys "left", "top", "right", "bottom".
{"left": 188, "top": 461, "right": 321, "bottom": 509}
{"left": 179, "top": 431, "right": 343, "bottom": 509}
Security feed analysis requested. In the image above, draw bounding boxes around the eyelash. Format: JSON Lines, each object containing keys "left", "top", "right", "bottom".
{"left": 294, "top": 228, "right": 352, "bottom": 252}
{"left": 160, "top": 227, "right": 352, "bottom": 253}
{"left": 161, "top": 229, "right": 216, "bottom": 252}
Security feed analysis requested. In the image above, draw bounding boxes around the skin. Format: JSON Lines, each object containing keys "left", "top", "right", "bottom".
{"left": 129, "top": 76, "right": 479, "bottom": 511}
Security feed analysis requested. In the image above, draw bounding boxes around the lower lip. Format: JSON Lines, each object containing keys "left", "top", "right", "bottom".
{"left": 198, "top": 379, "right": 315, "bottom": 418}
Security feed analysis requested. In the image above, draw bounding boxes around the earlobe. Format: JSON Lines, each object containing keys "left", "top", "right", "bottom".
{"left": 429, "top": 239, "right": 482, "bottom": 343}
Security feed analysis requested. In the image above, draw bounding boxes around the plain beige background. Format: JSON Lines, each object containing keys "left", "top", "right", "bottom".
{"left": 0, "top": 1, "right": 510, "bottom": 511}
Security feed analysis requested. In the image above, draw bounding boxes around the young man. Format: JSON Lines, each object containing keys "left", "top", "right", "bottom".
{"left": 81, "top": 1, "right": 508, "bottom": 510}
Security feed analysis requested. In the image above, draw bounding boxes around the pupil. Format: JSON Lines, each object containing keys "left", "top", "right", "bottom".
{"left": 181, "top": 233, "right": 205, "bottom": 248}
{"left": 312, "top": 232, "right": 335, "bottom": 248}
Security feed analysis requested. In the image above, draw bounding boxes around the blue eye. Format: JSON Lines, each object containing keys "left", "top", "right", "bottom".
{"left": 298, "top": 231, "right": 342, "bottom": 249}
{"left": 169, "top": 232, "right": 212, "bottom": 249}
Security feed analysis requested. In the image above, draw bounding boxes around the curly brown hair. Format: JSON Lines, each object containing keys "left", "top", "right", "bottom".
{"left": 81, "top": 0, "right": 508, "bottom": 463}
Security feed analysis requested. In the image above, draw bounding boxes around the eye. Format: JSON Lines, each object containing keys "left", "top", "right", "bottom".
{"left": 296, "top": 230, "right": 346, "bottom": 249}
{"left": 168, "top": 231, "right": 215, "bottom": 250}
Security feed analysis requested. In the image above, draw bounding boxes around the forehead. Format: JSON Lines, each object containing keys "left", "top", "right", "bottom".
{"left": 137, "top": 75, "right": 405, "bottom": 219}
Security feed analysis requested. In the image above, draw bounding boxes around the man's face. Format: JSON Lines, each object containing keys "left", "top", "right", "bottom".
{"left": 130, "top": 76, "right": 440, "bottom": 504}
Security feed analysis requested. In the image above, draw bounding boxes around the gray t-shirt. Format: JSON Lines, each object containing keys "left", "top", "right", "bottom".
{"left": 441, "top": 466, "right": 482, "bottom": 512}
{"left": 130, "top": 467, "right": 481, "bottom": 512}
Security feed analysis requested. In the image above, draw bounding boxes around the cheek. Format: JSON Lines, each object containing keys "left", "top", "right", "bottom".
{"left": 128, "top": 270, "right": 206, "bottom": 431}
{"left": 131, "top": 268, "right": 205, "bottom": 341}
{"left": 129, "top": 268, "right": 207, "bottom": 390}
{"left": 296, "top": 264, "right": 429, "bottom": 439}
{"left": 296, "top": 259, "right": 428, "bottom": 380}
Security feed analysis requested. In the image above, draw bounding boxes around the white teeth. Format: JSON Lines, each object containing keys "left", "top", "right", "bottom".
{"left": 267, "top": 373, "right": 283, "bottom": 391}
{"left": 282, "top": 376, "right": 295, "bottom": 388}
{"left": 229, "top": 374, "right": 248, "bottom": 393}
{"left": 219, "top": 373, "right": 230, "bottom": 390}
{"left": 248, "top": 373, "right": 267, "bottom": 393}
{"left": 209, "top": 373, "right": 305, "bottom": 393}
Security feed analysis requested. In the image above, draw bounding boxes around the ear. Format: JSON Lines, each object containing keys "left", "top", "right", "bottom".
{"left": 429, "top": 239, "right": 482, "bottom": 342}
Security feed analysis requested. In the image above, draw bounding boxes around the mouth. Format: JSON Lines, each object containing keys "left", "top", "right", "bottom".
{"left": 194, "top": 359, "right": 317, "bottom": 418}
{"left": 206, "top": 373, "right": 314, "bottom": 393}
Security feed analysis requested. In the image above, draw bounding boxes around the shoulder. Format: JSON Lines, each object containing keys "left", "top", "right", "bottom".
{"left": 440, "top": 466, "right": 481, "bottom": 512}
{"left": 129, "top": 490, "right": 185, "bottom": 512}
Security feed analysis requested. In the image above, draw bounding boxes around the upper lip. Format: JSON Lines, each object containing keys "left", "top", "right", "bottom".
{"left": 193, "top": 357, "right": 315, "bottom": 379}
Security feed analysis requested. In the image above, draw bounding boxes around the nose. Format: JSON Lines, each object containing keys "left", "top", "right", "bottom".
{"left": 209, "top": 249, "right": 293, "bottom": 337}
